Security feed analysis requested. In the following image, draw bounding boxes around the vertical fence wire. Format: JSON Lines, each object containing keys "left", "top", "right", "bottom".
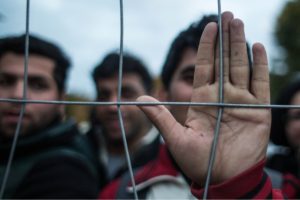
{"left": 117, "top": 0, "right": 139, "bottom": 199}
{"left": 203, "top": 0, "right": 224, "bottom": 198}
{"left": 0, "top": 0, "right": 30, "bottom": 198}
{"left": 0, "top": 0, "right": 287, "bottom": 199}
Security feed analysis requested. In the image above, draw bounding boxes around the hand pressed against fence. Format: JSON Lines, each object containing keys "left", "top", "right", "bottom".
{"left": 137, "top": 11, "right": 270, "bottom": 186}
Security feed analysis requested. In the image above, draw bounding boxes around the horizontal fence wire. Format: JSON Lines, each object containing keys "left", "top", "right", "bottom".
{"left": 1, "top": 0, "right": 300, "bottom": 199}
{"left": 0, "top": 98, "right": 299, "bottom": 109}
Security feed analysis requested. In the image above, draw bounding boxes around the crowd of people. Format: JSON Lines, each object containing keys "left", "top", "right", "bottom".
{"left": 0, "top": 10, "right": 300, "bottom": 199}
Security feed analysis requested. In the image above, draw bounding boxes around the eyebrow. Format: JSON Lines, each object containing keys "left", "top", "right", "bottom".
{"left": 180, "top": 65, "right": 195, "bottom": 74}
{"left": 0, "top": 71, "right": 49, "bottom": 79}
{"left": 0, "top": 72, "right": 16, "bottom": 78}
{"left": 27, "top": 76, "right": 48, "bottom": 82}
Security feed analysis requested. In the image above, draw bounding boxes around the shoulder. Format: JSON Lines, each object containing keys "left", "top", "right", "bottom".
{"left": 14, "top": 155, "right": 99, "bottom": 198}
{"left": 100, "top": 145, "right": 183, "bottom": 199}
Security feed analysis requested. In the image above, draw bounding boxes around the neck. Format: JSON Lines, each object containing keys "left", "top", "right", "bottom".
{"left": 106, "top": 124, "right": 152, "bottom": 156}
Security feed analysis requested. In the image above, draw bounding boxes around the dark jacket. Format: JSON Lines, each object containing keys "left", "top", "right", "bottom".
{"left": 87, "top": 126, "right": 161, "bottom": 189}
{"left": 0, "top": 119, "right": 100, "bottom": 199}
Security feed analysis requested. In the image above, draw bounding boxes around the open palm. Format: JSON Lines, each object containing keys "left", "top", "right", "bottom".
{"left": 137, "top": 11, "right": 270, "bottom": 186}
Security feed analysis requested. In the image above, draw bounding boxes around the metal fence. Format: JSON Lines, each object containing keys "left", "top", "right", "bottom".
{"left": 0, "top": 0, "right": 298, "bottom": 199}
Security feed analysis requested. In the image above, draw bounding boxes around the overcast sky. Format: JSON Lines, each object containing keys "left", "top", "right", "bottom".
{"left": 0, "top": 0, "right": 289, "bottom": 99}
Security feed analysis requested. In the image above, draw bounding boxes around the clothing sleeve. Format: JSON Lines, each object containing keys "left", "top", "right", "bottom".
{"left": 98, "top": 179, "right": 121, "bottom": 199}
{"left": 281, "top": 173, "right": 300, "bottom": 198}
{"left": 13, "top": 155, "right": 99, "bottom": 199}
{"left": 190, "top": 160, "right": 285, "bottom": 199}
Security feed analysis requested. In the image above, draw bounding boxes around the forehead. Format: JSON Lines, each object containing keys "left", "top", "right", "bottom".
{"left": 174, "top": 48, "right": 197, "bottom": 74}
{"left": 0, "top": 52, "right": 55, "bottom": 78}
{"left": 97, "top": 73, "right": 146, "bottom": 90}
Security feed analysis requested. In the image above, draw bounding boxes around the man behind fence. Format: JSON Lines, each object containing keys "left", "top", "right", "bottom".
{"left": 0, "top": 34, "right": 100, "bottom": 198}
{"left": 99, "top": 14, "right": 218, "bottom": 200}
{"left": 101, "top": 11, "right": 298, "bottom": 199}
{"left": 138, "top": 11, "right": 287, "bottom": 199}
{"left": 89, "top": 52, "right": 161, "bottom": 189}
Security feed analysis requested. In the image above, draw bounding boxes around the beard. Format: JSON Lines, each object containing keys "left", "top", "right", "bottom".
{"left": 102, "top": 123, "right": 143, "bottom": 148}
{"left": 0, "top": 113, "right": 62, "bottom": 140}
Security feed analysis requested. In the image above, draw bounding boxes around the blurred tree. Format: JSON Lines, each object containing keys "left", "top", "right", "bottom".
{"left": 271, "top": 0, "right": 300, "bottom": 100}
{"left": 65, "top": 94, "right": 91, "bottom": 124}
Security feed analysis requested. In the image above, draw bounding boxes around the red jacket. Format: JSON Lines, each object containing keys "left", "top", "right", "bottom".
{"left": 99, "top": 145, "right": 190, "bottom": 199}
{"left": 100, "top": 145, "right": 298, "bottom": 199}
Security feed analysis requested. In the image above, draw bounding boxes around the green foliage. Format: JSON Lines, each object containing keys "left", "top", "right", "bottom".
{"left": 65, "top": 94, "right": 92, "bottom": 123}
{"left": 271, "top": 0, "right": 300, "bottom": 101}
{"left": 276, "top": 0, "right": 300, "bottom": 56}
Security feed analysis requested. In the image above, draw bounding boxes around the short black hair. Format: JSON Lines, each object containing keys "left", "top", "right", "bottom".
{"left": 0, "top": 34, "right": 71, "bottom": 93}
{"left": 92, "top": 51, "right": 153, "bottom": 94}
{"left": 161, "top": 15, "right": 253, "bottom": 90}
{"left": 270, "top": 78, "right": 300, "bottom": 146}
{"left": 161, "top": 15, "right": 218, "bottom": 90}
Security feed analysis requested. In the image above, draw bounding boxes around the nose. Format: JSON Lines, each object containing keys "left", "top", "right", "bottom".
{"left": 12, "top": 81, "right": 25, "bottom": 99}
{"left": 107, "top": 94, "right": 119, "bottom": 111}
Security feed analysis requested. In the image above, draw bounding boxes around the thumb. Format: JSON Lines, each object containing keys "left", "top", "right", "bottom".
{"left": 136, "top": 95, "right": 183, "bottom": 146}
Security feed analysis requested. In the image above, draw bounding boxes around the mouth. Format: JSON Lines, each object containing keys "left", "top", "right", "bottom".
{"left": 2, "top": 111, "right": 30, "bottom": 124}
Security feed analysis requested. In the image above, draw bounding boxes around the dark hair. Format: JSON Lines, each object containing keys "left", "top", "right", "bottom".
{"left": 161, "top": 15, "right": 253, "bottom": 90}
{"left": 92, "top": 51, "right": 153, "bottom": 94}
{"left": 161, "top": 15, "right": 218, "bottom": 90}
{"left": 270, "top": 78, "right": 300, "bottom": 146}
{"left": 0, "top": 34, "right": 71, "bottom": 93}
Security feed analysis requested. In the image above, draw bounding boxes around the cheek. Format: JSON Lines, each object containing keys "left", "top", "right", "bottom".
{"left": 286, "top": 121, "right": 300, "bottom": 140}
{"left": 24, "top": 104, "right": 60, "bottom": 128}
{"left": 95, "top": 106, "right": 107, "bottom": 121}
{"left": 95, "top": 106, "right": 103, "bottom": 114}
{"left": 169, "top": 82, "right": 193, "bottom": 102}
{"left": 168, "top": 83, "right": 193, "bottom": 124}
{"left": 28, "top": 103, "right": 60, "bottom": 116}
{"left": 123, "top": 106, "right": 143, "bottom": 118}
{"left": 0, "top": 89, "right": 10, "bottom": 98}
{"left": 30, "top": 89, "right": 59, "bottom": 100}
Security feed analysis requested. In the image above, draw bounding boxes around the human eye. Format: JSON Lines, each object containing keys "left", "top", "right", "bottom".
{"left": 0, "top": 74, "right": 15, "bottom": 88}
{"left": 287, "top": 111, "right": 300, "bottom": 121}
{"left": 181, "top": 67, "right": 195, "bottom": 85}
{"left": 97, "top": 90, "right": 110, "bottom": 101}
{"left": 121, "top": 87, "right": 137, "bottom": 100}
{"left": 28, "top": 77, "right": 50, "bottom": 91}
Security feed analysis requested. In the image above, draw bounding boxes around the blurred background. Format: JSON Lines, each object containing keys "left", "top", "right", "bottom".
{"left": 0, "top": 0, "right": 299, "bottom": 123}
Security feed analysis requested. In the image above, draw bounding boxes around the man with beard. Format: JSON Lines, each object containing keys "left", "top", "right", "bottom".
{"left": 89, "top": 52, "right": 160, "bottom": 188}
{"left": 99, "top": 14, "right": 218, "bottom": 199}
{"left": 0, "top": 34, "right": 99, "bottom": 198}
{"left": 100, "top": 11, "right": 295, "bottom": 199}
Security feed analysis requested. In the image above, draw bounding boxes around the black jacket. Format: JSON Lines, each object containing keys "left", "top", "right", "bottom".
{"left": 0, "top": 119, "right": 100, "bottom": 199}
{"left": 86, "top": 126, "right": 161, "bottom": 189}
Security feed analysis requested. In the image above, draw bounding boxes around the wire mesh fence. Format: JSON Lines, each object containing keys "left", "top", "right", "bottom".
{"left": 0, "top": 0, "right": 298, "bottom": 199}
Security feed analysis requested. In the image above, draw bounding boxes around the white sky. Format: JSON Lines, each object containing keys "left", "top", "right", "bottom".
{"left": 0, "top": 0, "right": 289, "bottom": 99}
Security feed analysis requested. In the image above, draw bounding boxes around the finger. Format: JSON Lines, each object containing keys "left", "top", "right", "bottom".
{"left": 215, "top": 11, "right": 234, "bottom": 83}
{"left": 193, "top": 22, "right": 218, "bottom": 87}
{"left": 229, "top": 19, "right": 250, "bottom": 90}
{"left": 136, "top": 95, "right": 184, "bottom": 146}
{"left": 251, "top": 43, "right": 270, "bottom": 104}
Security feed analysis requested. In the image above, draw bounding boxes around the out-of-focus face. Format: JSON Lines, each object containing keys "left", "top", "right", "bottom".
{"left": 0, "top": 52, "right": 63, "bottom": 138}
{"left": 167, "top": 47, "right": 197, "bottom": 125}
{"left": 285, "top": 91, "right": 300, "bottom": 148}
{"left": 95, "top": 73, "right": 151, "bottom": 146}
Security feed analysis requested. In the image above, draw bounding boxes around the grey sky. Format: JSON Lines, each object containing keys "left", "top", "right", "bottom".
{"left": 0, "top": 0, "right": 289, "bottom": 98}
